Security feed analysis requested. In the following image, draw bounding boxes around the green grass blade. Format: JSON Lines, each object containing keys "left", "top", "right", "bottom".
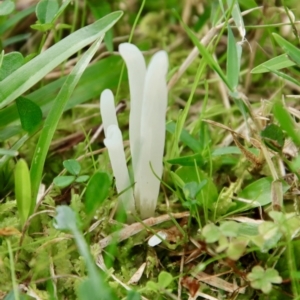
{"left": 0, "top": 11, "right": 122, "bottom": 109}
{"left": 269, "top": 67, "right": 300, "bottom": 86}
{"left": 273, "top": 33, "right": 300, "bottom": 66}
{"left": 0, "top": 55, "right": 123, "bottom": 140}
{"left": 14, "top": 158, "right": 32, "bottom": 226}
{"left": 0, "top": 5, "right": 35, "bottom": 35}
{"left": 251, "top": 54, "right": 296, "bottom": 74}
{"left": 226, "top": 26, "right": 240, "bottom": 91}
{"left": 30, "top": 37, "right": 103, "bottom": 204}
{"left": 273, "top": 101, "right": 300, "bottom": 146}
{"left": 227, "top": 0, "right": 245, "bottom": 40}
{"left": 173, "top": 10, "right": 233, "bottom": 92}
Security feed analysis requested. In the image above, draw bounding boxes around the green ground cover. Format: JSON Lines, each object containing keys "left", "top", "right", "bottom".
{"left": 1, "top": 0, "right": 300, "bottom": 299}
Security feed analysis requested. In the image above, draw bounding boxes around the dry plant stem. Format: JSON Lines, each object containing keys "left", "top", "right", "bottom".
{"left": 182, "top": 0, "right": 193, "bottom": 25}
{"left": 167, "top": 6, "right": 263, "bottom": 90}
{"left": 96, "top": 255, "right": 150, "bottom": 300}
{"left": 245, "top": 28, "right": 263, "bottom": 93}
{"left": 260, "top": 143, "right": 278, "bottom": 180}
{"left": 98, "top": 211, "right": 190, "bottom": 248}
{"left": 272, "top": 180, "right": 283, "bottom": 211}
{"left": 215, "top": 73, "right": 231, "bottom": 110}
{"left": 178, "top": 248, "right": 185, "bottom": 300}
{"left": 191, "top": 271, "right": 246, "bottom": 294}
{"left": 231, "top": 132, "right": 263, "bottom": 170}
{"left": 191, "top": 292, "right": 218, "bottom": 300}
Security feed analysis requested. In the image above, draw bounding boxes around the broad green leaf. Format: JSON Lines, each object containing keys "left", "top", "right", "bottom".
{"left": 273, "top": 101, "right": 300, "bottom": 146}
{"left": 36, "top": 0, "right": 59, "bottom": 24}
{"left": 268, "top": 67, "right": 300, "bottom": 86}
{"left": 30, "top": 37, "right": 104, "bottom": 205}
{"left": 166, "top": 121, "right": 200, "bottom": 152}
{"left": 167, "top": 153, "right": 204, "bottom": 166}
{"left": 211, "top": 146, "right": 259, "bottom": 157}
{"left": 53, "top": 205, "right": 78, "bottom": 231}
{"left": 16, "top": 97, "right": 43, "bottom": 133}
{"left": 251, "top": 54, "right": 295, "bottom": 74}
{"left": 0, "top": 11, "right": 123, "bottom": 109}
{"left": 158, "top": 271, "right": 173, "bottom": 289}
{"left": 53, "top": 175, "right": 75, "bottom": 188}
{"left": 0, "top": 0, "right": 15, "bottom": 16}
{"left": 220, "top": 221, "right": 240, "bottom": 237}
{"left": 0, "top": 55, "right": 123, "bottom": 141}
{"left": 226, "top": 238, "right": 247, "bottom": 260}
{"left": 238, "top": 177, "right": 289, "bottom": 207}
{"left": 63, "top": 159, "right": 81, "bottom": 175}
{"left": 14, "top": 159, "right": 33, "bottom": 226}
{"left": 0, "top": 5, "right": 35, "bottom": 35}
{"left": 176, "top": 166, "right": 218, "bottom": 209}
{"left": 50, "top": 0, "right": 72, "bottom": 25}
{"left": 75, "top": 175, "right": 89, "bottom": 183}
{"left": 273, "top": 33, "right": 300, "bottom": 66}
{"left": 85, "top": 172, "right": 111, "bottom": 215}
{"left": 183, "top": 180, "right": 207, "bottom": 199}
{"left": 0, "top": 52, "right": 24, "bottom": 80}
{"left": 260, "top": 124, "right": 285, "bottom": 152}
{"left": 227, "top": 0, "right": 245, "bottom": 39}
{"left": 126, "top": 290, "right": 141, "bottom": 300}
{"left": 88, "top": 0, "right": 113, "bottom": 52}
{"left": 202, "top": 223, "right": 221, "bottom": 243}
{"left": 78, "top": 278, "right": 117, "bottom": 300}
{"left": 31, "top": 23, "right": 54, "bottom": 32}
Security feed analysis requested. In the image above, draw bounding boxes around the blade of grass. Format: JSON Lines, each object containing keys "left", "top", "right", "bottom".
{"left": 273, "top": 33, "right": 300, "bottom": 66}
{"left": 0, "top": 11, "right": 122, "bottom": 109}
{"left": 251, "top": 54, "right": 296, "bottom": 74}
{"left": 0, "top": 55, "right": 123, "bottom": 140}
{"left": 6, "top": 239, "right": 20, "bottom": 300}
{"left": 0, "top": 5, "right": 36, "bottom": 35}
{"left": 226, "top": 26, "right": 241, "bottom": 91}
{"left": 173, "top": 10, "right": 233, "bottom": 92}
{"left": 273, "top": 101, "right": 300, "bottom": 147}
{"left": 30, "top": 37, "right": 103, "bottom": 204}
{"left": 227, "top": 0, "right": 245, "bottom": 40}
{"left": 269, "top": 67, "right": 300, "bottom": 86}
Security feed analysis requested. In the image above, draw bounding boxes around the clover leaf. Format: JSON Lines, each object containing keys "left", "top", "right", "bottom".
{"left": 247, "top": 266, "right": 282, "bottom": 294}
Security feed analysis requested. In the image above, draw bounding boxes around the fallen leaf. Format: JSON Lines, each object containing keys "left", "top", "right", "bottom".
{"left": 128, "top": 262, "right": 147, "bottom": 285}
{"left": 181, "top": 276, "right": 200, "bottom": 297}
{"left": 0, "top": 227, "right": 21, "bottom": 236}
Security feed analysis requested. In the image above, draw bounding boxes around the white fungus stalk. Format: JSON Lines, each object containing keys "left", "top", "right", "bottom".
{"left": 119, "top": 43, "right": 146, "bottom": 177}
{"left": 103, "top": 125, "right": 135, "bottom": 216}
{"left": 134, "top": 50, "right": 168, "bottom": 219}
{"left": 100, "top": 43, "right": 168, "bottom": 220}
{"left": 100, "top": 89, "right": 119, "bottom": 136}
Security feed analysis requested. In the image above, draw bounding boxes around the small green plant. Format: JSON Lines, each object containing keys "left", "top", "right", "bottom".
{"left": 145, "top": 271, "right": 174, "bottom": 295}
{"left": 54, "top": 205, "right": 118, "bottom": 300}
{"left": 14, "top": 158, "right": 34, "bottom": 226}
{"left": 247, "top": 265, "right": 282, "bottom": 294}
{"left": 53, "top": 159, "right": 89, "bottom": 188}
